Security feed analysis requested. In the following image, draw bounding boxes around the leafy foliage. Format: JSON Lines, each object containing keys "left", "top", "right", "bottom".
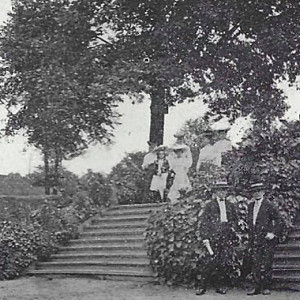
{"left": 0, "top": 221, "right": 57, "bottom": 280}
{"left": 109, "top": 151, "right": 153, "bottom": 204}
{"left": 0, "top": 173, "right": 44, "bottom": 196}
{"left": 95, "top": 0, "right": 300, "bottom": 124}
{"left": 79, "top": 169, "right": 112, "bottom": 207}
{"left": 225, "top": 122, "right": 300, "bottom": 235}
{"left": 27, "top": 166, "right": 79, "bottom": 196}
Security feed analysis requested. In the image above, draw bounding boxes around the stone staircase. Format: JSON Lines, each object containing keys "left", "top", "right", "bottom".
{"left": 27, "top": 203, "right": 163, "bottom": 281}
{"left": 273, "top": 215, "right": 300, "bottom": 289}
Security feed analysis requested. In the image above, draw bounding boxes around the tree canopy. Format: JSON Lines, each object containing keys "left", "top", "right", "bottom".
{"left": 96, "top": 0, "right": 300, "bottom": 124}
{"left": 0, "top": 0, "right": 120, "bottom": 160}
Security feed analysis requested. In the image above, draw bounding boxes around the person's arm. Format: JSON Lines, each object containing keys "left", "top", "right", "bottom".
{"left": 230, "top": 201, "right": 239, "bottom": 230}
{"left": 267, "top": 202, "right": 284, "bottom": 240}
{"left": 200, "top": 202, "right": 213, "bottom": 241}
{"left": 142, "top": 153, "right": 156, "bottom": 169}
{"left": 200, "top": 203, "right": 215, "bottom": 255}
{"left": 186, "top": 148, "right": 193, "bottom": 169}
{"left": 196, "top": 148, "right": 206, "bottom": 173}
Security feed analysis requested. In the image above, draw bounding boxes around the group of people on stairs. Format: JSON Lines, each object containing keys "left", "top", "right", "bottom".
{"left": 142, "top": 125, "right": 232, "bottom": 203}
{"left": 142, "top": 123, "right": 284, "bottom": 296}
{"left": 142, "top": 132, "right": 193, "bottom": 203}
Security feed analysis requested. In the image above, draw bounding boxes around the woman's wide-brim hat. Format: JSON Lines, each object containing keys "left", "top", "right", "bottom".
{"left": 174, "top": 133, "right": 185, "bottom": 139}
{"left": 171, "top": 144, "right": 189, "bottom": 151}
{"left": 153, "top": 145, "right": 168, "bottom": 152}
{"left": 212, "top": 181, "right": 230, "bottom": 190}
{"left": 210, "top": 118, "right": 231, "bottom": 132}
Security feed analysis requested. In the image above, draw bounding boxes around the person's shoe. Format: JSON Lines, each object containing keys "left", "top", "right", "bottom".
{"left": 195, "top": 288, "right": 206, "bottom": 295}
{"left": 216, "top": 287, "right": 227, "bottom": 294}
{"left": 262, "top": 289, "right": 271, "bottom": 295}
{"left": 247, "top": 289, "right": 261, "bottom": 296}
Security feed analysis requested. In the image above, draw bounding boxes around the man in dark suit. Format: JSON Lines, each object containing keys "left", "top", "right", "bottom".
{"left": 247, "top": 182, "right": 283, "bottom": 296}
{"left": 195, "top": 181, "right": 238, "bottom": 296}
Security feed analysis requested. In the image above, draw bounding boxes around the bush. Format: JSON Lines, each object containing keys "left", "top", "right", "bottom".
{"left": 0, "top": 185, "right": 104, "bottom": 279}
{"left": 0, "top": 221, "right": 57, "bottom": 279}
{"left": 109, "top": 151, "right": 154, "bottom": 204}
{"left": 79, "top": 170, "right": 112, "bottom": 207}
{"left": 225, "top": 123, "right": 300, "bottom": 237}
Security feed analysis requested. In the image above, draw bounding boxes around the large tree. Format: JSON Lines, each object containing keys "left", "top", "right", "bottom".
{"left": 0, "top": 0, "right": 120, "bottom": 193}
{"left": 94, "top": 0, "right": 300, "bottom": 144}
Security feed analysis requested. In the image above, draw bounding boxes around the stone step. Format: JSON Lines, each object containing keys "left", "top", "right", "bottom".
{"left": 91, "top": 215, "right": 149, "bottom": 224}
{"left": 51, "top": 252, "right": 148, "bottom": 261}
{"left": 27, "top": 203, "right": 158, "bottom": 282}
{"left": 274, "top": 253, "right": 300, "bottom": 260}
{"left": 86, "top": 223, "right": 147, "bottom": 230}
{"left": 27, "top": 269, "right": 155, "bottom": 281}
{"left": 273, "top": 269, "right": 300, "bottom": 277}
{"left": 110, "top": 203, "right": 164, "bottom": 211}
{"left": 58, "top": 244, "right": 146, "bottom": 253}
{"left": 81, "top": 228, "right": 145, "bottom": 237}
{"left": 273, "top": 264, "right": 300, "bottom": 271}
{"left": 277, "top": 243, "right": 300, "bottom": 251}
{"left": 272, "top": 274, "right": 300, "bottom": 282}
{"left": 103, "top": 208, "right": 160, "bottom": 216}
{"left": 290, "top": 225, "right": 300, "bottom": 232}
{"left": 68, "top": 237, "right": 144, "bottom": 245}
{"left": 288, "top": 232, "right": 300, "bottom": 240}
{"left": 36, "top": 260, "right": 150, "bottom": 270}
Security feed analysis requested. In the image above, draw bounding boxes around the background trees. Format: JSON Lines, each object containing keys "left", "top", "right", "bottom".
{"left": 0, "top": 0, "right": 120, "bottom": 193}
{"left": 1, "top": 0, "right": 300, "bottom": 192}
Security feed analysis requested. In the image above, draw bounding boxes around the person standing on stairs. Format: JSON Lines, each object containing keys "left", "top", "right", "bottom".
{"left": 195, "top": 181, "right": 238, "bottom": 296}
{"left": 247, "top": 182, "right": 283, "bottom": 296}
{"left": 168, "top": 132, "right": 193, "bottom": 203}
{"left": 148, "top": 145, "right": 171, "bottom": 202}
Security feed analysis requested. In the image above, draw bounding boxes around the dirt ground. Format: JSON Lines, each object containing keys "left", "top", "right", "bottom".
{"left": 0, "top": 277, "right": 299, "bottom": 300}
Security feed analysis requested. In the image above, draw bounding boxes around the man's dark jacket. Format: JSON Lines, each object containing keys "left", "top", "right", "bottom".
{"left": 201, "top": 199, "right": 238, "bottom": 245}
{"left": 248, "top": 198, "right": 283, "bottom": 246}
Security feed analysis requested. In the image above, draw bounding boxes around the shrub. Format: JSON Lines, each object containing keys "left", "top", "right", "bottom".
{"left": 79, "top": 170, "right": 112, "bottom": 207}
{"left": 0, "top": 221, "right": 57, "bottom": 279}
{"left": 225, "top": 123, "right": 300, "bottom": 237}
{"left": 109, "top": 151, "right": 153, "bottom": 204}
{"left": 0, "top": 186, "right": 103, "bottom": 279}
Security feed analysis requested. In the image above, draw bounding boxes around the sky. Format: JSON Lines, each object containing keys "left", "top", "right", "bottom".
{"left": 0, "top": 0, "right": 300, "bottom": 176}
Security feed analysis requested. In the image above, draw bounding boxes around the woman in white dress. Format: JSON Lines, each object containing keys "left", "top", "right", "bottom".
{"left": 168, "top": 143, "right": 193, "bottom": 203}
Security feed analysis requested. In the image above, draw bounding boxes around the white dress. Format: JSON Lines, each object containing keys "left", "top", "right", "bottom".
{"left": 149, "top": 159, "right": 169, "bottom": 200}
{"left": 168, "top": 148, "right": 192, "bottom": 203}
{"left": 196, "top": 139, "right": 232, "bottom": 170}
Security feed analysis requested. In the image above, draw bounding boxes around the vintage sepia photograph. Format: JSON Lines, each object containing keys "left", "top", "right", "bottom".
{"left": 0, "top": 0, "right": 300, "bottom": 299}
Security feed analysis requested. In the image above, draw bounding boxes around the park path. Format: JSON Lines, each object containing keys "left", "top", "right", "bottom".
{"left": 0, "top": 277, "right": 298, "bottom": 300}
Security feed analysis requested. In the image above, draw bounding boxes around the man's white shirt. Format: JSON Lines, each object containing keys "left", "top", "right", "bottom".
{"left": 253, "top": 198, "right": 263, "bottom": 225}
{"left": 217, "top": 198, "right": 228, "bottom": 223}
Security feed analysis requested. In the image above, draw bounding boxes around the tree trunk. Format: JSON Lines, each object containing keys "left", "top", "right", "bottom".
{"left": 43, "top": 147, "right": 51, "bottom": 195}
{"left": 149, "top": 86, "right": 166, "bottom": 146}
{"left": 52, "top": 147, "right": 62, "bottom": 195}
